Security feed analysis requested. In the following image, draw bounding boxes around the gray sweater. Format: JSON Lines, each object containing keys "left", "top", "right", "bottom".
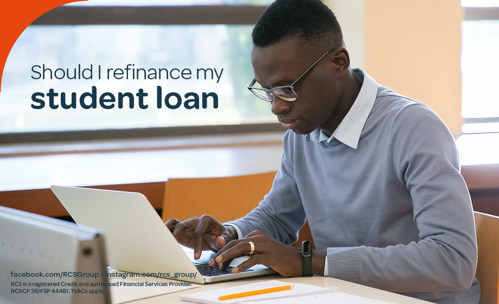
{"left": 229, "top": 69, "right": 480, "bottom": 304}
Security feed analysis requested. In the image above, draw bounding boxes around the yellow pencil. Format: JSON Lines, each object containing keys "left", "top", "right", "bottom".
{"left": 218, "top": 285, "right": 292, "bottom": 301}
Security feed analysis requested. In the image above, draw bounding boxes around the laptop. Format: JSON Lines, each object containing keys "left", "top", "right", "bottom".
{"left": 0, "top": 205, "right": 111, "bottom": 304}
{"left": 51, "top": 185, "right": 274, "bottom": 284}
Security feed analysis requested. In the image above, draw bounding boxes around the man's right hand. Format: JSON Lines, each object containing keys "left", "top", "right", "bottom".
{"left": 165, "top": 215, "right": 236, "bottom": 259}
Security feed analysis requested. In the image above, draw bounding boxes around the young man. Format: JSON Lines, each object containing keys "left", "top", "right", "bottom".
{"left": 166, "top": 0, "right": 479, "bottom": 303}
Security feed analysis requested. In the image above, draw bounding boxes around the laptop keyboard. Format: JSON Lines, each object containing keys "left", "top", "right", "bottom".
{"left": 195, "top": 263, "right": 234, "bottom": 277}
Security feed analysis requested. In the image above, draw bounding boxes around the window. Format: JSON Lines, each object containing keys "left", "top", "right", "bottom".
{"left": 0, "top": 1, "right": 279, "bottom": 143}
{"left": 461, "top": 1, "right": 499, "bottom": 133}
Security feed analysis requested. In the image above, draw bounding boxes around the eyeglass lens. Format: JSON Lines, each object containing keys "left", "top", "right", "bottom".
{"left": 249, "top": 86, "right": 296, "bottom": 102}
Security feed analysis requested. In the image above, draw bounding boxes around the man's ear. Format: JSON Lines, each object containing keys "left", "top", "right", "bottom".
{"left": 330, "top": 47, "right": 350, "bottom": 75}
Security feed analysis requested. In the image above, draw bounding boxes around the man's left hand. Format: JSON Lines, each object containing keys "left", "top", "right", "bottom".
{"left": 209, "top": 230, "right": 303, "bottom": 277}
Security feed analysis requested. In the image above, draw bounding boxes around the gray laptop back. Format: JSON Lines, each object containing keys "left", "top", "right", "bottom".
{"left": 51, "top": 186, "right": 272, "bottom": 284}
{"left": 0, "top": 205, "right": 111, "bottom": 303}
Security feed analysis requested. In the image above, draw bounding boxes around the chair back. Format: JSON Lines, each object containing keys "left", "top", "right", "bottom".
{"left": 474, "top": 211, "right": 499, "bottom": 304}
{"left": 162, "top": 172, "right": 276, "bottom": 223}
{"left": 162, "top": 171, "right": 313, "bottom": 248}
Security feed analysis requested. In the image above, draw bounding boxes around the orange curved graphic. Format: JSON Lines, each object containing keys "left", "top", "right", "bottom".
{"left": 0, "top": 0, "right": 87, "bottom": 92}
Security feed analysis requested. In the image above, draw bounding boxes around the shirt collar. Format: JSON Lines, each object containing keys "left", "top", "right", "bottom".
{"left": 309, "top": 68, "right": 378, "bottom": 149}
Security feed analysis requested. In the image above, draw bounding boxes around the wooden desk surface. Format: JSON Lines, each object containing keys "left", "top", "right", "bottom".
{"left": 2, "top": 133, "right": 499, "bottom": 217}
{"left": 125, "top": 276, "right": 433, "bottom": 304}
{"left": 0, "top": 145, "right": 283, "bottom": 217}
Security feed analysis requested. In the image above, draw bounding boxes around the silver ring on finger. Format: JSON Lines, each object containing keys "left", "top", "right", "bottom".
{"left": 248, "top": 241, "right": 255, "bottom": 255}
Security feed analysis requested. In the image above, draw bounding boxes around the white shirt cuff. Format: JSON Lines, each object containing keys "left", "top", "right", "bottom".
{"left": 223, "top": 223, "right": 242, "bottom": 239}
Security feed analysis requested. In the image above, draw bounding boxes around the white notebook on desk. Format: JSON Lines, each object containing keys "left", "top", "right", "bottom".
{"left": 180, "top": 280, "right": 396, "bottom": 304}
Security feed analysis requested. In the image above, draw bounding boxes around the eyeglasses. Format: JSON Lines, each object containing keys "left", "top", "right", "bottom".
{"left": 247, "top": 47, "right": 338, "bottom": 103}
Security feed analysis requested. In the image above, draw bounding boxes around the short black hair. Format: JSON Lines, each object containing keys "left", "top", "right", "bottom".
{"left": 252, "top": 0, "right": 343, "bottom": 48}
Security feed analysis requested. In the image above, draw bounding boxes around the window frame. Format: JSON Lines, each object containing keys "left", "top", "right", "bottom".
{"left": 462, "top": 6, "right": 499, "bottom": 131}
{"left": 0, "top": 4, "right": 279, "bottom": 144}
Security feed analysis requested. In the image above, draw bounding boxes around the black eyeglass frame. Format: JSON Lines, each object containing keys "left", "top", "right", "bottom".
{"left": 247, "top": 46, "right": 339, "bottom": 103}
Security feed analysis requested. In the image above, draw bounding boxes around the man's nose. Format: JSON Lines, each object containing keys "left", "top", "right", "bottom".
{"left": 271, "top": 96, "right": 291, "bottom": 116}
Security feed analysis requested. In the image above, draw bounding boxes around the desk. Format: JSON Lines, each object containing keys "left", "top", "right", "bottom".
{"left": 0, "top": 144, "right": 283, "bottom": 217}
{"left": 2, "top": 133, "right": 499, "bottom": 218}
{"left": 124, "top": 276, "right": 433, "bottom": 304}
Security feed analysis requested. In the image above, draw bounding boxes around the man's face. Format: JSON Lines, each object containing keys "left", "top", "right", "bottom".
{"left": 250, "top": 36, "right": 345, "bottom": 135}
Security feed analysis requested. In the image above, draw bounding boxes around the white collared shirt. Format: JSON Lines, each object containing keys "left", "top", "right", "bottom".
{"left": 309, "top": 68, "right": 378, "bottom": 149}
